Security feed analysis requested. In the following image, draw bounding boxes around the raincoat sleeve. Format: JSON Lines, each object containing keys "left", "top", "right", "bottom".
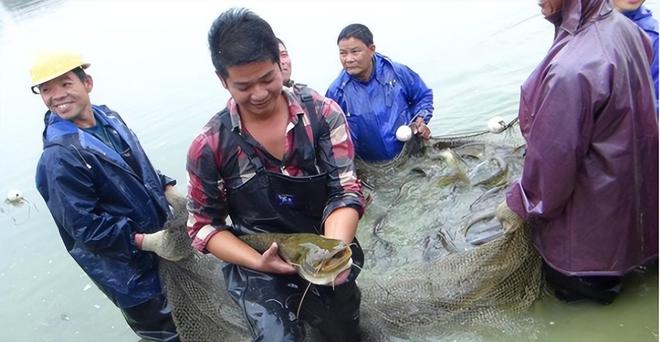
{"left": 395, "top": 64, "right": 434, "bottom": 124}
{"left": 315, "top": 97, "right": 365, "bottom": 221}
{"left": 506, "top": 65, "right": 597, "bottom": 220}
{"left": 157, "top": 171, "right": 177, "bottom": 189}
{"left": 186, "top": 131, "right": 231, "bottom": 252}
{"left": 37, "top": 147, "right": 140, "bottom": 261}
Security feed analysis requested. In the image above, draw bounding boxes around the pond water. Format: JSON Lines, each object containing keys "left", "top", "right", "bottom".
{"left": 0, "top": 1, "right": 657, "bottom": 341}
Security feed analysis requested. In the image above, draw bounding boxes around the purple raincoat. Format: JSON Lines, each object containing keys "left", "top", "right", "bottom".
{"left": 506, "top": 0, "right": 658, "bottom": 276}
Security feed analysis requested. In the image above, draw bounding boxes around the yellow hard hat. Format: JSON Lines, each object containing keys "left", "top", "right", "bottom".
{"left": 29, "top": 50, "right": 90, "bottom": 89}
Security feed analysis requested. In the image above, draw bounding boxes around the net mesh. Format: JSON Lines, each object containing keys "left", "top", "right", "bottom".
{"left": 159, "top": 121, "right": 543, "bottom": 341}
{"left": 158, "top": 194, "right": 250, "bottom": 341}
{"left": 358, "top": 225, "right": 541, "bottom": 340}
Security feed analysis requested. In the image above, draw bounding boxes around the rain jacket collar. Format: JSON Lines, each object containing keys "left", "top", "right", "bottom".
{"left": 622, "top": 5, "right": 655, "bottom": 23}
{"left": 42, "top": 105, "right": 138, "bottom": 176}
{"left": 622, "top": 5, "right": 659, "bottom": 33}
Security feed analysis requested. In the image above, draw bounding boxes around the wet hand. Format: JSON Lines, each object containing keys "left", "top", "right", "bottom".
{"left": 495, "top": 201, "right": 524, "bottom": 234}
{"left": 332, "top": 268, "right": 352, "bottom": 285}
{"left": 137, "top": 230, "right": 186, "bottom": 262}
{"left": 411, "top": 117, "right": 431, "bottom": 140}
{"left": 260, "top": 242, "right": 297, "bottom": 274}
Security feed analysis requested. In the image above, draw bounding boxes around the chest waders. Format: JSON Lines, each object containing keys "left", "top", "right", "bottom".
{"left": 221, "top": 92, "right": 364, "bottom": 342}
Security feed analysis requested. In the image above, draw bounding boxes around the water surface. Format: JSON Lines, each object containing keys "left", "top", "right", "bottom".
{"left": 0, "top": 1, "right": 657, "bottom": 341}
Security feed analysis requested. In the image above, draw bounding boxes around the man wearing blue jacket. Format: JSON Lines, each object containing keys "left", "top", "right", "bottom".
{"left": 326, "top": 23, "right": 434, "bottom": 162}
{"left": 614, "top": 0, "right": 658, "bottom": 107}
{"left": 32, "top": 51, "right": 180, "bottom": 341}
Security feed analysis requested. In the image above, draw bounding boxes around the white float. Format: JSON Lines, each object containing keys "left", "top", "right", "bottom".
{"left": 395, "top": 125, "right": 413, "bottom": 142}
{"left": 6, "top": 189, "right": 24, "bottom": 204}
{"left": 487, "top": 116, "right": 507, "bottom": 134}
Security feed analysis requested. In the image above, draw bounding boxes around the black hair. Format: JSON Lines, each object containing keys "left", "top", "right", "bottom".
{"left": 208, "top": 8, "right": 279, "bottom": 79}
{"left": 72, "top": 67, "right": 88, "bottom": 82}
{"left": 337, "top": 23, "right": 373, "bottom": 46}
{"left": 276, "top": 37, "right": 286, "bottom": 49}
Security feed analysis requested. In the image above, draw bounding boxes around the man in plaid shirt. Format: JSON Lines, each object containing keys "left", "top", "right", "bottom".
{"left": 186, "top": 8, "right": 365, "bottom": 342}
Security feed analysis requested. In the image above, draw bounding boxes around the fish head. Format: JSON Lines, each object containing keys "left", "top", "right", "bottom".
{"left": 280, "top": 235, "right": 353, "bottom": 285}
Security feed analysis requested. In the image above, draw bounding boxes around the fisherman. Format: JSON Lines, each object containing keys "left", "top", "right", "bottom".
{"left": 496, "top": 0, "right": 658, "bottom": 304}
{"left": 325, "top": 23, "right": 434, "bottom": 162}
{"left": 32, "top": 50, "right": 182, "bottom": 341}
{"left": 186, "top": 8, "right": 365, "bottom": 342}
{"left": 277, "top": 37, "right": 295, "bottom": 88}
{"left": 613, "top": 0, "right": 658, "bottom": 106}
{"left": 277, "top": 37, "right": 310, "bottom": 93}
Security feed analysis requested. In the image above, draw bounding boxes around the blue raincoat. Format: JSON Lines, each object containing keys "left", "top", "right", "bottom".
{"left": 36, "top": 105, "right": 174, "bottom": 308}
{"left": 326, "top": 53, "right": 433, "bottom": 161}
{"left": 622, "top": 5, "right": 659, "bottom": 105}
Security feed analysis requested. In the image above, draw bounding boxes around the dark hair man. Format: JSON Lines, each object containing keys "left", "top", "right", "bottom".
{"left": 326, "top": 23, "right": 434, "bottom": 162}
{"left": 187, "top": 8, "right": 365, "bottom": 341}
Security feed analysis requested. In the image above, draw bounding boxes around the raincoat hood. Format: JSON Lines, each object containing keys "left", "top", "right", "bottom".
{"left": 553, "top": 0, "right": 613, "bottom": 34}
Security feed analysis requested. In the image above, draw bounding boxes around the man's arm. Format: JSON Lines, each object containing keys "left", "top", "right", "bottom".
{"left": 315, "top": 96, "right": 365, "bottom": 243}
{"left": 506, "top": 70, "right": 593, "bottom": 220}
{"left": 323, "top": 207, "right": 359, "bottom": 245}
{"left": 157, "top": 171, "right": 177, "bottom": 190}
{"left": 185, "top": 129, "right": 295, "bottom": 274}
{"left": 186, "top": 131, "right": 231, "bottom": 251}
{"left": 205, "top": 230, "right": 295, "bottom": 274}
{"left": 396, "top": 64, "right": 434, "bottom": 124}
{"left": 36, "top": 149, "right": 139, "bottom": 261}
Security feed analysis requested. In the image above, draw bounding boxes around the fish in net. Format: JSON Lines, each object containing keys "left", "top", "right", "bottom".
{"left": 158, "top": 122, "right": 543, "bottom": 341}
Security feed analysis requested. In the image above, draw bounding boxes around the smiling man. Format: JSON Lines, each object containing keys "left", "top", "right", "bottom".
{"left": 32, "top": 51, "right": 181, "bottom": 341}
{"left": 186, "top": 8, "right": 365, "bottom": 342}
{"left": 277, "top": 38, "right": 294, "bottom": 88}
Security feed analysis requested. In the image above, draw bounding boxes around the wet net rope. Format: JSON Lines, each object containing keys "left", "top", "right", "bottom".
{"left": 159, "top": 119, "right": 543, "bottom": 341}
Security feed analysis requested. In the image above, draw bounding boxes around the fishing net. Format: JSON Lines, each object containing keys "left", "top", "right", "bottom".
{"left": 159, "top": 120, "right": 543, "bottom": 341}
{"left": 354, "top": 120, "right": 542, "bottom": 340}
{"left": 158, "top": 193, "right": 250, "bottom": 341}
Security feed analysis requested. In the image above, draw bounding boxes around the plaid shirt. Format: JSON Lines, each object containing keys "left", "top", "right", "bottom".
{"left": 186, "top": 87, "right": 364, "bottom": 251}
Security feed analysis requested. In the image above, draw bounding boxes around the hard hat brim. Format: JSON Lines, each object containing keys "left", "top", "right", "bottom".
{"left": 29, "top": 48, "right": 92, "bottom": 89}
{"left": 31, "top": 63, "right": 91, "bottom": 87}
